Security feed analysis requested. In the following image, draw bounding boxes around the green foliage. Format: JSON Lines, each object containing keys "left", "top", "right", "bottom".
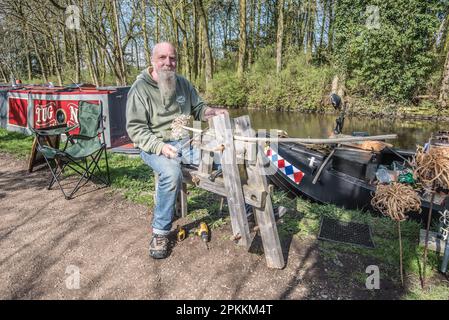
{"left": 126, "top": 66, "right": 143, "bottom": 85}
{"left": 247, "top": 52, "right": 333, "bottom": 111}
{"left": 206, "top": 48, "right": 333, "bottom": 112}
{"left": 334, "top": 0, "right": 445, "bottom": 102}
{"left": 205, "top": 71, "right": 247, "bottom": 107}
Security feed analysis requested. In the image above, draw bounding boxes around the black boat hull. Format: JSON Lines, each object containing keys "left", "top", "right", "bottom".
{"left": 264, "top": 142, "right": 444, "bottom": 222}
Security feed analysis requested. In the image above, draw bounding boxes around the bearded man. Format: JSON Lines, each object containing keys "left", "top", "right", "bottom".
{"left": 126, "top": 42, "right": 228, "bottom": 259}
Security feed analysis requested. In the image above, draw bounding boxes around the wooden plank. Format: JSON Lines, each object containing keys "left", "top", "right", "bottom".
{"left": 234, "top": 117, "right": 257, "bottom": 163}
{"left": 198, "top": 118, "right": 215, "bottom": 175}
{"left": 28, "top": 137, "right": 39, "bottom": 173}
{"left": 28, "top": 134, "right": 61, "bottom": 173}
{"left": 235, "top": 115, "right": 285, "bottom": 269}
{"left": 213, "top": 114, "right": 251, "bottom": 248}
{"left": 192, "top": 172, "right": 266, "bottom": 208}
{"left": 153, "top": 172, "right": 159, "bottom": 205}
{"left": 177, "top": 182, "right": 188, "bottom": 218}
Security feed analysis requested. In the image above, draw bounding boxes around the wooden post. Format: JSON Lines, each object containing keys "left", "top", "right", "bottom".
{"left": 198, "top": 118, "right": 215, "bottom": 175}
{"left": 234, "top": 115, "right": 285, "bottom": 269}
{"left": 28, "top": 134, "right": 60, "bottom": 173}
{"left": 28, "top": 137, "right": 39, "bottom": 173}
{"left": 153, "top": 172, "right": 158, "bottom": 205}
{"left": 178, "top": 182, "right": 188, "bottom": 218}
{"left": 213, "top": 114, "right": 252, "bottom": 248}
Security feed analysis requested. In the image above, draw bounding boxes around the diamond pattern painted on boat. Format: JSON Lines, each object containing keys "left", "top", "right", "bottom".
{"left": 265, "top": 146, "right": 305, "bottom": 185}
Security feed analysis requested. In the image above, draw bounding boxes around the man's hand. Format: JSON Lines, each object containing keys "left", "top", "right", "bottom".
{"left": 212, "top": 108, "right": 229, "bottom": 116}
{"left": 204, "top": 107, "right": 229, "bottom": 120}
{"left": 161, "top": 144, "right": 178, "bottom": 159}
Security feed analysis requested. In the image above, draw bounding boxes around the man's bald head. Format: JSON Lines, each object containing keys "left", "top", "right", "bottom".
{"left": 151, "top": 42, "right": 177, "bottom": 59}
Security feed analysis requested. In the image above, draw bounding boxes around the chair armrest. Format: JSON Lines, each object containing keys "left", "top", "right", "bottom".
{"left": 68, "top": 134, "right": 97, "bottom": 140}
{"left": 34, "top": 125, "right": 79, "bottom": 136}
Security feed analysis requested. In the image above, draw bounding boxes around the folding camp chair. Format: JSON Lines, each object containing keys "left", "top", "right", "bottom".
{"left": 30, "top": 101, "right": 111, "bottom": 199}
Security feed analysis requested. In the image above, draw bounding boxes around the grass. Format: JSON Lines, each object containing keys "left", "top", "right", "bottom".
{"left": 0, "top": 129, "right": 34, "bottom": 158}
{"left": 405, "top": 280, "right": 449, "bottom": 300}
{"left": 273, "top": 194, "right": 449, "bottom": 299}
{"left": 1, "top": 127, "right": 448, "bottom": 299}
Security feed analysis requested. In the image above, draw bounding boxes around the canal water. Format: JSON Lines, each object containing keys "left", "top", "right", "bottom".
{"left": 229, "top": 109, "right": 449, "bottom": 150}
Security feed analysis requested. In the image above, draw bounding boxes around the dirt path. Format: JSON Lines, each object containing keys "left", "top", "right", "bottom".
{"left": 0, "top": 152, "right": 401, "bottom": 300}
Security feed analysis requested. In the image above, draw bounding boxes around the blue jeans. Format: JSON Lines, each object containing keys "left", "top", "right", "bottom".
{"left": 140, "top": 138, "right": 200, "bottom": 235}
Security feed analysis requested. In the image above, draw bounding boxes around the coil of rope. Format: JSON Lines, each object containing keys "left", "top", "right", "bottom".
{"left": 371, "top": 182, "right": 422, "bottom": 221}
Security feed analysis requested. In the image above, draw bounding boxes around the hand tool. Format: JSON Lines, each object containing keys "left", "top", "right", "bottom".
{"left": 197, "top": 221, "right": 209, "bottom": 250}
{"left": 176, "top": 225, "right": 186, "bottom": 241}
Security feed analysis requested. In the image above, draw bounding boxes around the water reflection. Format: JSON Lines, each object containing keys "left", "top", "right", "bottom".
{"left": 229, "top": 109, "right": 448, "bottom": 150}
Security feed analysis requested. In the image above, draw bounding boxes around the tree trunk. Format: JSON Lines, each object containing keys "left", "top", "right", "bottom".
{"left": 79, "top": 13, "right": 100, "bottom": 87}
{"left": 237, "top": 0, "right": 247, "bottom": 78}
{"left": 48, "top": 32, "right": 63, "bottom": 86}
{"left": 25, "top": 45, "right": 32, "bottom": 82}
{"left": 439, "top": 49, "right": 449, "bottom": 109}
{"left": 276, "top": 0, "right": 285, "bottom": 74}
{"left": 181, "top": 0, "right": 191, "bottom": 80}
{"left": 30, "top": 33, "right": 48, "bottom": 83}
{"left": 192, "top": 0, "right": 199, "bottom": 82}
{"left": 141, "top": 0, "right": 151, "bottom": 66}
{"left": 112, "top": 0, "right": 127, "bottom": 85}
{"left": 85, "top": 51, "right": 98, "bottom": 87}
{"left": 256, "top": 0, "right": 261, "bottom": 49}
{"left": 134, "top": 39, "right": 140, "bottom": 70}
{"left": 299, "top": 1, "right": 308, "bottom": 50}
{"left": 248, "top": 0, "right": 255, "bottom": 66}
{"left": 284, "top": 0, "right": 293, "bottom": 51}
{"left": 196, "top": 0, "right": 213, "bottom": 86}
{"left": 197, "top": 19, "right": 203, "bottom": 82}
{"left": 156, "top": 5, "right": 160, "bottom": 43}
{"left": 43, "top": 36, "right": 54, "bottom": 79}
{"left": 328, "top": 0, "right": 335, "bottom": 52}
{"left": 307, "top": 0, "right": 316, "bottom": 54}
{"left": 319, "top": 0, "right": 327, "bottom": 49}
{"left": 100, "top": 50, "right": 107, "bottom": 86}
{"left": 0, "top": 64, "right": 7, "bottom": 83}
{"left": 74, "top": 30, "right": 81, "bottom": 83}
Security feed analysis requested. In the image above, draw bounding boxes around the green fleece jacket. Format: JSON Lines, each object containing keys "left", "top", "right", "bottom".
{"left": 126, "top": 68, "right": 207, "bottom": 155}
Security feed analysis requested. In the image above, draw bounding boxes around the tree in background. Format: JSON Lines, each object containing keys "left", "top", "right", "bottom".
{"left": 334, "top": 0, "right": 444, "bottom": 103}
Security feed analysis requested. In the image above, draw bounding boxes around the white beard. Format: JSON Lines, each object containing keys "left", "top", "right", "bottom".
{"left": 157, "top": 69, "right": 176, "bottom": 105}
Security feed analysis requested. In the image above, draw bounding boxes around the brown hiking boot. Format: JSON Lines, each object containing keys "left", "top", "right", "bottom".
{"left": 149, "top": 234, "right": 169, "bottom": 259}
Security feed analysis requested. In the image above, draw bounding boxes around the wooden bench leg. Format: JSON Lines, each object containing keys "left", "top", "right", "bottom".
{"left": 153, "top": 172, "right": 159, "bottom": 205}
{"left": 177, "top": 182, "right": 188, "bottom": 218}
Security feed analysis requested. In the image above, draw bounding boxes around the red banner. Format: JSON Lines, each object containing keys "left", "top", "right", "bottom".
{"left": 8, "top": 97, "right": 100, "bottom": 135}
{"left": 8, "top": 98, "right": 27, "bottom": 127}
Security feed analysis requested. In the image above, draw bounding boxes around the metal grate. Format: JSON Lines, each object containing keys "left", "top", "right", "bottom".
{"left": 318, "top": 217, "right": 375, "bottom": 248}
